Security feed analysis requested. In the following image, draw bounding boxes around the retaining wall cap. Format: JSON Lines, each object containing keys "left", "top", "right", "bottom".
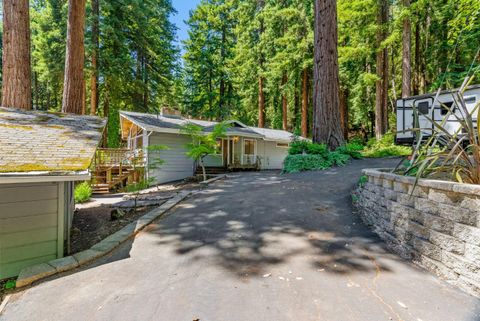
{"left": 362, "top": 168, "right": 480, "bottom": 195}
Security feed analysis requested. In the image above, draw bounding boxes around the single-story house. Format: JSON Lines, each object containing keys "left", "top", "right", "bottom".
{"left": 118, "top": 108, "right": 296, "bottom": 184}
{"left": 0, "top": 107, "right": 105, "bottom": 279}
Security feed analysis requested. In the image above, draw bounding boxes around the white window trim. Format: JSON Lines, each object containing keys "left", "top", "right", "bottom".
{"left": 276, "top": 142, "right": 289, "bottom": 148}
{"left": 243, "top": 138, "right": 257, "bottom": 156}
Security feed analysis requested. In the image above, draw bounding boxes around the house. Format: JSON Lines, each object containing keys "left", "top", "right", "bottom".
{"left": 0, "top": 107, "right": 105, "bottom": 279}
{"left": 396, "top": 84, "right": 480, "bottom": 145}
{"left": 110, "top": 108, "right": 295, "bottom": 185}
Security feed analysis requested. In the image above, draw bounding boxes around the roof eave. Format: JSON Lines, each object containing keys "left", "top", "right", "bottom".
{"left": 0, "top": 170, "right": 91, "bottom": 184}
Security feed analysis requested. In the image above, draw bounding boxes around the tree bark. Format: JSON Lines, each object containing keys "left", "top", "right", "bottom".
{"left": 312, "top": 0, "right": 344, "bottom": 150}
{"left": 282, "top": 74, "right": 288, "bottom": 131}
{"left": 2, "top": 0, "right": 31, "bottom": 110}
{"left": 258, "top": 77, "right": 265, "bottom": 128}
{"left": 402, "top": 0, "right": 411, "bottom": 98}
{"left": 257, "top": 0, "right": 265, "bottom": 128}
{"left": 413, "top": 21, "right": 419, "bottom": 95}
{"left": 375, "top": 0, "right": 389, "bottom": 139}
{"left": 301, "top": 69, "right": 309, "bottom": 138}
{"left": 62, "top": 0, "right": 86, "bottom": 114}
{"left": 339, "top": 88, "right": 349, "bottom": 139}
{"left": 90, "top": 0, "right": 99, "bottom": 115}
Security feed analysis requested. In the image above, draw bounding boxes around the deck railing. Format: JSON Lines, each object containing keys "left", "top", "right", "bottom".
{"left": 94, "top": 148, "right": 145, "bottom": 168}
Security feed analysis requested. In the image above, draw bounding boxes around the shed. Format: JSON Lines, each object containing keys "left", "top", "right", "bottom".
{"left": 0, "top": 107, "right": 105, "bottom": 279}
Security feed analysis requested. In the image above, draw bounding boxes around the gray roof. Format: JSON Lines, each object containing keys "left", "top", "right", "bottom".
{"left": 0, "top": 107, "right": 106, "bottom": 175}
{"left": 120, "top": 111, "right": 295, "bottom": 142}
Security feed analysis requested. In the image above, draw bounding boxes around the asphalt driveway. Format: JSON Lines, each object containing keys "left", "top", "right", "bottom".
{"left": 1, "top": 158, "right": 479, "bottom": 321}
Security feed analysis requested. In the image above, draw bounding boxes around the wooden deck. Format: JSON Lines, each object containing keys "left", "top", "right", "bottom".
{"left": 91, "top": 148, "right": 145, "bottom": 194}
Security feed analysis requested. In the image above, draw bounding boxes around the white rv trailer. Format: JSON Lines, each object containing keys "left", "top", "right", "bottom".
{"left": 395, "top": 84, "right": 480, "bottom": 145}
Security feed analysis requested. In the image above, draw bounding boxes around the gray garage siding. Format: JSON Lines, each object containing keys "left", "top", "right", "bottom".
{"left": 148, "top": 132, "right": 195, "bottom": 184}
{"left": 0, "top": 182, "right": 64, "bottom": 279}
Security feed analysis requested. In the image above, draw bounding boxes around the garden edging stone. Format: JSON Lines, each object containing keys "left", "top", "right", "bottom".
{"left": 15, "top": 189, "right": 198, "bottom": 289}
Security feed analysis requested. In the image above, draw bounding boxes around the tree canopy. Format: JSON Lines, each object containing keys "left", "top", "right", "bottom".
{"left": 1, "top": 0, "right": 479, "bottom": 145}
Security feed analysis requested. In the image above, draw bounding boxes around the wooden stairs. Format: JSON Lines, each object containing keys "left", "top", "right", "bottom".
{"left": 91, "top": 148, "right": 146, "bottom": 194}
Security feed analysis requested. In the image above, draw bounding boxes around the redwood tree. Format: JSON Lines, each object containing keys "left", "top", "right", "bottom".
{"left": 402, "top": 0, "right": 411, "bottom": 98}
{"left": 2, "top": 0, "right": 31, "bottom": 110}
{"left": 90, "top": 0, "right": 99, "bottom": 115}
{"left": 301, "top": 68, "right": 309, "bottom": 137}
{"left": 62, "top": 0, "right": 86, "bottom": 114}
{"left": 375, "top": 0, "right": 389, "bottom": 139}
{"left": 312, "top": 0, "right": 344, "bottom": 150}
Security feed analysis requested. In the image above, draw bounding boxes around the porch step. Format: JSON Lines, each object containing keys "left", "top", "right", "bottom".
{"left": 92, "top": 184, "right": 110, "bottom": 194}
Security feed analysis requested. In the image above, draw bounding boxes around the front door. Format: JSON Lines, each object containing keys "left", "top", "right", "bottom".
{"left": 222, "top": 139, "right": 234, "bottom": 167}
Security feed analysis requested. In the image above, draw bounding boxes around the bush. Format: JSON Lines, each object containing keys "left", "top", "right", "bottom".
{"left": 335, "top": 143, "right": 363, "bottom": 159}
{"left": 363, "top": 133, "right": 411, "bottom": 158}
{"left": 284, "top": 140, "right": 357, "bottom": 173}
{"left": 289, "top": 140, "right": 329, "bottom": 157}
{"left": 328, "top": 151, "right": 351, "bottom": 166}
{"left": 283, "top": 154, "right": 334, "bottom": 173}
{"left": 74, "top": 182, "right": 92, "bottom": 203}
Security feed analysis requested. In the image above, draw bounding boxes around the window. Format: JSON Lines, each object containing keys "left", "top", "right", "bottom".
{"left": 465, "top": 96, "right": 477, "bottom": 104}
{"left": 417, "top": 101, "right": 430, "bottom": 115}
{"left": 244, "top": 139, "right": 255, "bottom": 155}
{"left": 277, "top": 142, "right": 289, "bottom": 148}
{"left": 441, "top": 101, "right": 455, "bottom": 116}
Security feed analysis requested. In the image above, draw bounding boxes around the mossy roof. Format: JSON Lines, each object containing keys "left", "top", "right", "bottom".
{"left": 0, "top": 107, "right": 106, "bottom": 175}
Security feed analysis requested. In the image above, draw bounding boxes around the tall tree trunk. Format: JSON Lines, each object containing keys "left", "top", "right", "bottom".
{"left": 301, "top": 68, "right": 309, "bottom": 138}
{"left": 339, "top": 88, "right": 349, "bottom": 139}
{"left": 62, "top": 0, "right": 86, "bottom": 114}
{"left": 282, "top": 74, "right": 288, "bottom": 131}
{"left": 312, "top": 0, "right": 344, "bottom": 149}
{"left": 2, "top": 0, "right": 31, "bottom": 110}
{"left": 257, "top": 0, "right": 265, "bottom": 128}
{"left": 258, "top": 77, "right": 265, "bottom": 128}
{"left": 103, "top": 80, "right": 110, "bottom": 147}
{"left": 402, "top": 0, "right": 411, "bottom": 98}
{"left": 90, "top": 0, "right": 99, "bottom": 115}
{"left": 375, "top": 0, "right": 389, "bottom": 139}
{"left": 82, "top": 78, "right": 86, "bottom": 115}
{"left": 413, "top": 21, "right": 420, "bottom": 95}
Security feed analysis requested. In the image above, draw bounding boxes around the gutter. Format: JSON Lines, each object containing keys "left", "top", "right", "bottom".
{"left": 0, "top": 171, "right": 90, "bottom": 184}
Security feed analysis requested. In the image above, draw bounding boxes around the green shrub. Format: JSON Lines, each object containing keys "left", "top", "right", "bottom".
{"left": 363, "top": 133, "right": 411, "bottom": 158}
{"left": 288, "top": 140, "right": 329, "bottom": 157}
{"left": 283, "top": 154, "right": 334, "bottom": 173}
{"left": 74, "top": 182, "right": 92, "bottom": 203}
{"left": 335, "top": 143, "right": 363, "bottom": 159}
{"left": 288, "top": 140, "right": 311, "bottom": 155}
{"left": 328, "top": 151, "right": 351, "bottom": 166}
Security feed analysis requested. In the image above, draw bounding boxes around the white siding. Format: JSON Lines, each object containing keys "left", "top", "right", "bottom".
{"left": 148, "top": 132, "right": 195, "bottom": 184}
{"left": 0, "top": 182, "right": 63, "bottom": 279}
{"left": 258, "top": 140, "right": 288, "bottom": 170}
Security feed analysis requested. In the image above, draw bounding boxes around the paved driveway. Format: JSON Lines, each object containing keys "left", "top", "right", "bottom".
{"left": 1, "top": 158, "right": 479, "bottom": 321}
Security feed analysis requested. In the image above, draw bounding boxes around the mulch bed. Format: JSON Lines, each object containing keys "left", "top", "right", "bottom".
{"left": 70, "top": 205, "right": 155, "bottom": 254}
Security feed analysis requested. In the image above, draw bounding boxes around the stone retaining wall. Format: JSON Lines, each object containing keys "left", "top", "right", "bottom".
{"left": 353, "top": 169, "right": 480, "bottom": 297}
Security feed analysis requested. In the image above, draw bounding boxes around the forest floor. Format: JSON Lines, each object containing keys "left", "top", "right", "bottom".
{"left": 1, "top": 159, "right": 479, "bottom": 321}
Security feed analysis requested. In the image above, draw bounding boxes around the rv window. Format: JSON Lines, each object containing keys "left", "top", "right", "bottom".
{"left": 441, "top": 101, "right": 455, "bottom": 115}
{"left": 417, "top": 101, "right": 429, "bottom": 115}
{"left": 465, "top": 96, "right": 477, "bottom": 104}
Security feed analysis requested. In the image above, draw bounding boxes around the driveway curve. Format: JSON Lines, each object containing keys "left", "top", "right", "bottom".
{"left": 1, "top": 158, "right": 479, "bottom": 321}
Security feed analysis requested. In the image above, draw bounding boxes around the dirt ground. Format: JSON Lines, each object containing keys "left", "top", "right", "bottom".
{"left": 70, "top": 179, "right": 200, "bottom": 254}
{"left": 70, "top": 205, "right": 154, "bottom": 254}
